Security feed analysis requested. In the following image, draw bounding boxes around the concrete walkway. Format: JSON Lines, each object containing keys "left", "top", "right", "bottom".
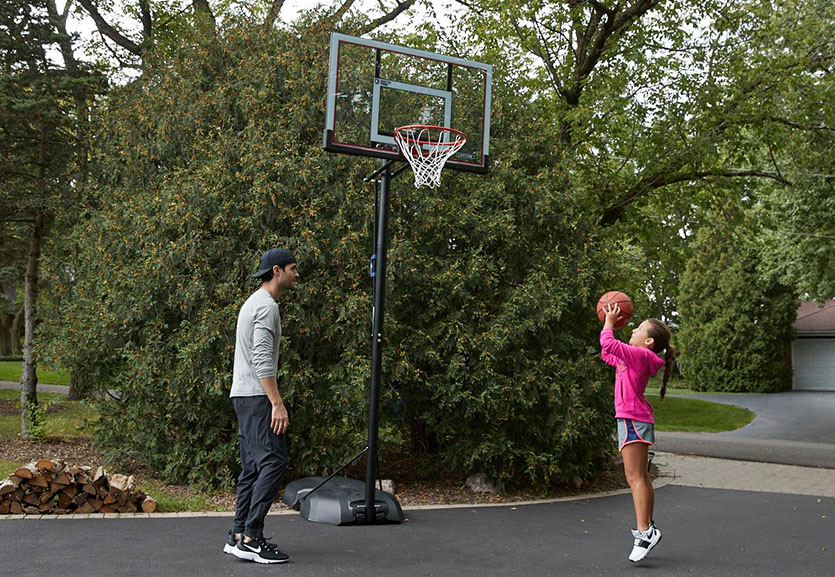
{"left": 655, "top": 452, "right": 835, "bottom": 498}
{"left": 656, "top": 432, "right": 835, "bottom": 468}
{"left": 0, "top": 380, "right": 70, "bottom": 394}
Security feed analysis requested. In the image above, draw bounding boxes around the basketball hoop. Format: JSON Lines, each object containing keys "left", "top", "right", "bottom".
{"left": 393, "top": 125, "right": 467, "bottom": 188}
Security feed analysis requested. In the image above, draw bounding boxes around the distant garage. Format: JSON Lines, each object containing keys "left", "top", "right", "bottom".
{"left": 792, "top": 301, "right": 835, "bottom": 391}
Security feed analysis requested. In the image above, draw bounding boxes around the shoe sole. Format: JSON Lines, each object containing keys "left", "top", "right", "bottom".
{"left": 231, "top": 547, "right": 289, "bottom": 564}
{"left": 222, "top": 543, "right": 236, "bottom": 554}
{"left": 629, "top": 532, "right": 662, "bottom": 563}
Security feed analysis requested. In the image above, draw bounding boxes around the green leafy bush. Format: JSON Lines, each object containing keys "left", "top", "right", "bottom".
{"left": 43, "top": 24, "right": 616, "bottom": 491}
{"left": 678, "top": 223, "right": 795, "bottom": 393}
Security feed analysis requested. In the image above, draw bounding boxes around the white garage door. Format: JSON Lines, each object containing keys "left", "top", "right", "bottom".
{"left": 793, "top": 338, "right": 835, "bottom": 391}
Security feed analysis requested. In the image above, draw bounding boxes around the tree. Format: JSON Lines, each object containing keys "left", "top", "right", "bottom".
{"left": 1, "top": 0, "right": 99, "bottom": 430}
{"left": 37, "top": 0, "right": 830, "bottom": 489}
{"left": 450, "top": 0, "right": 831, "bottom": 320}
{"left": 72, "top": 0, "right": 422, "bottom": 71}
{"left": 0, "top": 223, "right": 27, "bottom": 357}
{"left": 44, "top": 16, "right": 619, "bottom": 490}
{"left": 1, "top": 1, "right": 70, "bottom": 436}
{"left": 677, "top": 207, "right": 796, "bottom": 393}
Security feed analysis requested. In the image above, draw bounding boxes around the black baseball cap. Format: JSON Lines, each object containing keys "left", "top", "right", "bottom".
{"left": 252, "top": 248, "right": 297, "bottom": 278}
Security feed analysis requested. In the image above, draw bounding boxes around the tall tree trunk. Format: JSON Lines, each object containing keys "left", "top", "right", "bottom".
{"left": 67, "top": 371, "right": 88, "bottom": 400}
{"left": 47, "top": 0, "right": 91, "bottom": 187}
{"left": 20, "top": 211, "right": 43, "bottom": 439}
{"left": 0, "top": 313, "right": 10, "bottom": 357}
{"left": 21, "top": 120, "right": 49, "bottom": 439}
{"left": 47, "top": 0, "right": 92, "bottom": 404}
{"left": 10, "top": 304, "right": 24, "bottom": 356}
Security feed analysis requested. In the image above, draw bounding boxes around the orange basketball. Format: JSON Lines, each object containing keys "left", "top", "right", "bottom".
{"left": 596, "top": 291, "right": 633, "bottom": 329}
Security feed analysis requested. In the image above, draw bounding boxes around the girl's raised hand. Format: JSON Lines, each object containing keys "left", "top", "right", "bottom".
{"left": 603, "top": 303, "right": 621, "bottom": 330}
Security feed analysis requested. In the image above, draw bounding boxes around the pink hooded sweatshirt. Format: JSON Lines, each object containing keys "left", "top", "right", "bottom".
{"left": 600, "top": 328, "right": 665, "bottom": 423}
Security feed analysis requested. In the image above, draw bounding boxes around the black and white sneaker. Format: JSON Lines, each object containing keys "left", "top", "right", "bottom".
{"left": 629, "top": 523, "right": 661, "bottom": 562}
{"left": 232, "top": 536, "right": 290, "bottom": 564}
{"left": 223, "top": 530, "right": 240, "bottom": 554}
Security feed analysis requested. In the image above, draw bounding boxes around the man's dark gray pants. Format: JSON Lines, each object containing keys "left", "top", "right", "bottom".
{"left": 232, "top": 396, "right": 289, "bottom": 539}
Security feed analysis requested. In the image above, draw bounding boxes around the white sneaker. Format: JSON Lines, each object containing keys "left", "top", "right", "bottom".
{"left": 629, "top": 523, "right": 662, "bottom": 562}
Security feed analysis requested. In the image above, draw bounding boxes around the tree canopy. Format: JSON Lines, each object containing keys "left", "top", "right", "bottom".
{"left": 4, "top": 0, "right": 830, "bottom": 488}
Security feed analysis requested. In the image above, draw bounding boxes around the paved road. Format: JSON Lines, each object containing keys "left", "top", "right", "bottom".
{"left": 1, "top": 486, "right": 832, "bottom": 577}
{"left": 656, "top": 433, "right": 835, "bottom": 469}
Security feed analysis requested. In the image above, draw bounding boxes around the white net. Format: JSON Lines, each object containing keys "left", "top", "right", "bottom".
{"left": 394, "top": 125, "right": 467, "bottom": 188}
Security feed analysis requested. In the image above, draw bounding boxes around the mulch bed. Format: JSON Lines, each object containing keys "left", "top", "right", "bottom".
{"left": 0, "top": 399, "right": 68, "bottom": 418}
{"left": 355, "top": 450, "right": 648, "bottom": 506}
{"left": 1, "top": 437, "right": 105, "bottom": 466}
{"left": 1, "top": 436, "right": 655, "bottom": 511}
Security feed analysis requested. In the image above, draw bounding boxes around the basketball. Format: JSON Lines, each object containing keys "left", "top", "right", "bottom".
{"left": 596, "top": 291, "right": 633, "bottom": 329}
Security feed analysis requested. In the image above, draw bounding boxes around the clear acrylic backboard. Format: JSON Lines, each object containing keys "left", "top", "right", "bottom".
{"left": 323, "top": 33, "right": 492, "bottom": 174}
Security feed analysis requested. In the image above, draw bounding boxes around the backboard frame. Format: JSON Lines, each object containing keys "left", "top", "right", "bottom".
{"left": 323, "top": 33, "right": 492, "bottom": 174}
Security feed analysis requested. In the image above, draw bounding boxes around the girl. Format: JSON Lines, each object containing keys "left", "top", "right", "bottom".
{"left": 600, "top": 303, "right": 676, "bottom": 563}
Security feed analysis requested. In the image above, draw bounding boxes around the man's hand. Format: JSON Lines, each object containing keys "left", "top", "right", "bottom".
{"left": 271, "top": 402, "right": 289, "bottom": 435}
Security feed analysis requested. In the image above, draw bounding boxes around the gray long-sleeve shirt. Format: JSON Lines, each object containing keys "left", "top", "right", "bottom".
{"left": 230, "top": 288, "right": 282, "bottom": 397}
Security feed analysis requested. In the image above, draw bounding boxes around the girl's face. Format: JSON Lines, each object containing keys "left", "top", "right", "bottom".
{"left": 629, "top": 321, "right": 655, "bottom": 349}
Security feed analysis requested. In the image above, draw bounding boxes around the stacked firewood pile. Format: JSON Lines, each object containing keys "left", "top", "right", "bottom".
{"left": 0, "top": 458, "right": 156, "bottom": 515}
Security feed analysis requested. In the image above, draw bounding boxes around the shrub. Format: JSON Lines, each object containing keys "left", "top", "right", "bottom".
{"left": 678, "top": 224, "right": 795, "bottom": 393}
{"left": 43, "top": 23, "right": 617, "bottom": 491}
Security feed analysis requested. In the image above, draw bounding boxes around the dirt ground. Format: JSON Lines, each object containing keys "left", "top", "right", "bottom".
{"left": 0, "top": 400, "right": 68, "bottom": 417}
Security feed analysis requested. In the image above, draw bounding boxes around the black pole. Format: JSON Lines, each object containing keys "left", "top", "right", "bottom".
{"left": 298, "top": 445, "right": 368, "bottom": 506}
{"left": 365, "top": 161, "right": 391, "bottom": 523}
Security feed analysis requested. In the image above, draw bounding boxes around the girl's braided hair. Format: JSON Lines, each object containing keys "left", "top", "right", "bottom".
{"left": 646, "top": 318, "right": 676, "bottom": 401}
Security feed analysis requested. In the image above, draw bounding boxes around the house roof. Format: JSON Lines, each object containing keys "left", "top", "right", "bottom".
{"left": 795, "top": 300, "right": 835, "bottom": 333}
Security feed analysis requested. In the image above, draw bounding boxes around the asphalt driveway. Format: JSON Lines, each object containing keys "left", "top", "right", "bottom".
{"left": 1, "top": 486, "right": 832, "bottom": 577}
{"left": 680, "top": 391, "right": 835, "bottom": 444}
{"left": 658, "top": 391, "right": 835, "bottom": 468}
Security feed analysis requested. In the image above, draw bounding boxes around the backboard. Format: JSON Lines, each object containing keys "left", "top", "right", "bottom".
{"left": 324, "top": 33, "right": 492, "bottom": 174}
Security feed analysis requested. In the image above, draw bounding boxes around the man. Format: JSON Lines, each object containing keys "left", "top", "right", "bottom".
{"left": 224, "top": 248, "right": 299, "bottom": 564}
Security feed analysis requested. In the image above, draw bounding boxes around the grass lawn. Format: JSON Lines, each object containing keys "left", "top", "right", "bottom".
{"left": 643, "top": 376, "right": 756, "bottom": 432}
{"left": 0, "top": 388, "right": 97, "bottom": 439}
{"left": 136, "top": 478, "right": 220, "bottom": 512}
{"left": 0, "top": 458, "right": 18, "bottom": 480}
{"left": 0, "top": 361, "right": 70, "bottom": 385}
{"left": 648, "top": 394, "right": 755, "bottom": 432}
